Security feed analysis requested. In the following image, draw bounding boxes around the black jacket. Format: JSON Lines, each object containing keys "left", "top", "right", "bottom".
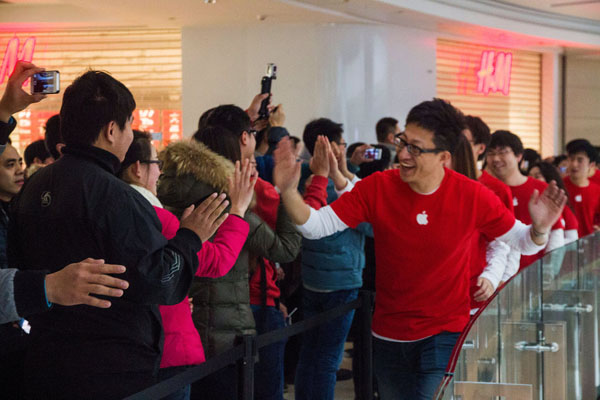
{"left": 8, "top": 144, "right": 202, "bottom": 399}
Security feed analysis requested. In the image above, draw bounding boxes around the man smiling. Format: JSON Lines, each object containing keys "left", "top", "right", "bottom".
{"left": 273, "top": 98, "right": 566, "bottom": 400}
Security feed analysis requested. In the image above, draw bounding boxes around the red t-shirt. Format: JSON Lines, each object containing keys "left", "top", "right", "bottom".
{"left": 479, "top": 170, "right": 514, "bottom": 214}
{"left": 563, "top": 177, "right": 600, "bottom": 237}
{"left": 329, "top": 168, "right": 515, "bottom": 340}
{"left": 562, "top": 206, "right": 579, "bottom": 233}
{"left": 250, "top": 177, "right": 281, "bottom": 306}
{"left": 590, "top": 169, "right": 600, "bottom": 186}
{"left": 509, "top": 177, "right": 563, "bottom": 270}
{"left": 469, "top": 171, "right": 515, "bottom": 309}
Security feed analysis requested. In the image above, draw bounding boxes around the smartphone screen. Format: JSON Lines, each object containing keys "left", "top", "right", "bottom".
{"left": 31, "top": 71, "right": 60, "bottom": 94}
{"left": 364, "top": 148, "right": 382, "bottom": 160}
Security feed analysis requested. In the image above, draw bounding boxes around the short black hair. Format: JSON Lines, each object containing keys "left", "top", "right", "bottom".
{"left": 566, "top": 139, "right": 597, "bottom": 162}
{"left": 24, "top": 139, "right": 52, "bottom": 168}
{"left": 193, "top": 125, "right": 242, "bottom": 163}
{"left": 405, "top": 98, "right": 464, "bottom": 155}
{"left": 521, "top": 148, "right": 541, "bottom": 171}
{"left": 60, "top": 71, "right": 135, "bottom": 148}
{"left": 464, "top": 115, "right": 491, "bottom": 145}
{"left": 44, "top": 114, "right": 62, "bottom": 160}
{"left": 375, "top": 117, "right": 398, "bottom": 143}
{"left": 198, "top": 105, "right": 250, "bottom": 137}
{"left": 118, "top": 130, "right": 152, "bottom": 177}
{"left": 552, "top": 154, "right": 567, "bottom": 167}
{"left": 302, "top": 118, "right": 343, "bottom": 155}
{"left": 488, "top": 130, "right": 524, "bottom": 156}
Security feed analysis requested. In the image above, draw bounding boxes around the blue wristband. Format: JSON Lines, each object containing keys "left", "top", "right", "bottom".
{"left": 43, "top": 279, "right": 53, "bottom": 309}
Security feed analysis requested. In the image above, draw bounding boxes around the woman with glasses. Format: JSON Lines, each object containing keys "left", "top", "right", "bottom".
{"left": 118, "top": 131, "right": 256, "bottom": 400}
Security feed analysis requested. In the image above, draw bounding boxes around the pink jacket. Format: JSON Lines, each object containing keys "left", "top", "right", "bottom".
{"left": 155, "top": 206, "right": 249, "bottom": 368}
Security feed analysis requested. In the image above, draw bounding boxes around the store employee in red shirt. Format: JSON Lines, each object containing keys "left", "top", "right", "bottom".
{"left": 563, "top": 139, "right": 600, "bottom": 237}
{"left": 486, "top": 130, "right": 565, "bottom": 271}
{"left": 273, "top": 99, "right": 566, "bottom": 400}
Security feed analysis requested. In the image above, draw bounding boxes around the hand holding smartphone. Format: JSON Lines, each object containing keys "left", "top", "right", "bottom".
{"left": 258, "top": 63, "right": 277, "bottom": 119}
{"left": 31, "top": 70, "right": 60, "bottom": 94}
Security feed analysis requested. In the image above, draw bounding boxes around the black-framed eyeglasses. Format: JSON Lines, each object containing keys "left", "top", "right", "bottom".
{"left": 394, "top": 134, "right": 444, "bottom": 157}
{"left": 246, "top": 129, "right": 258, "bottom": 137}
{"left": 140, "top": 160, "right": 163, "bottom": 169}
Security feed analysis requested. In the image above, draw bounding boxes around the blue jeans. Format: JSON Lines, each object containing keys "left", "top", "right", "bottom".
{"left": 373, "top": 331, "right": 460, "bottom": 400}
{"left": 251, "top": 304, "right": 287, "bottom": 400}
{"left": 294, "top": 288, "right": 358, "bottom": 400}
{"left": 159, "top": 366, "right": 191, "bottom": 400}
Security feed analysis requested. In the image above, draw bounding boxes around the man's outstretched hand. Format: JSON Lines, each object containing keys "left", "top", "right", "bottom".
{"left": 45, "top": 259, "right": 129, "bottom": 309}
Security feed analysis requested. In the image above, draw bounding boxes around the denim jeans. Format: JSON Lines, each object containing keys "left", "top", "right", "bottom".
{"left": 294, "top": 288, "right": 358, "bottom": 400}
{"left": 373, "top": 331, "right": 460, "bottom": 400}
{"left": 158, "top": 366, "right": 191, "bottom": 400}
{"left": 251, "top": 304, "right": 287, "bottom": 400}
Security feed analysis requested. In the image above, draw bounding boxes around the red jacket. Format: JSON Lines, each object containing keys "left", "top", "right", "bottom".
{"left": 249, "top": 178, "right": 281, "bottom": 307}
{"left": 156, "top": 207, "right": 249, "bottom": 368}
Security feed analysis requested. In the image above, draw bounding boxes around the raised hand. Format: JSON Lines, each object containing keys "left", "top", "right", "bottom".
{"left": 273, "top": 137, "right": 302, "bottom": 194}
{"left": 180, "top": 193, "right": 230, "bottom": 242}
{"left": 310, "top": 135, "right": 331, "bottom": 177}
{"left": 45, "top": 258, "right": 129, "bottom": 308}
{"left": 247, "top": 93, "right": 270, "bottom": 122}
{"left": 0, "top": 61, "right": 46, "bottom": 122}
{"left": 229, "top": 159, "right": 258, "bottom": 217}
{"left": 349, "top": 143, "right": 373, "bottom": 166}
{"left": 269, "top": 104, "right": 285, "bottom": 127}
{"left": 528, "top": 180, "right": 567, "bottom": 241}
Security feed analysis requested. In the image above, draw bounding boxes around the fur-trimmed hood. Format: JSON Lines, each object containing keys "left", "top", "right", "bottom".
{"left": 157, "top": 139, "right": 234, "bottom": 217}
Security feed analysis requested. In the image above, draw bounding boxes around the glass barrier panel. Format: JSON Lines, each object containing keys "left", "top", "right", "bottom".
{"left": 541, "top": 241, "right": 586, "bottom": 400}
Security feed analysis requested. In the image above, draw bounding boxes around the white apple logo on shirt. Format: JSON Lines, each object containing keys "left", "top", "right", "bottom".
{"left": 575, "top": 194, "right": 583, "bottom": 202}
{"left": 513, "top": 197, "right": 518, "bottom": 206}
{"left": 417, "top": 211, "right": 428, "bottom": 225}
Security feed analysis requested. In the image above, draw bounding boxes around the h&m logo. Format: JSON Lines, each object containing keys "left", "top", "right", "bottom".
{"left": 0, "top": 37, "right": 36, "bottom": 85}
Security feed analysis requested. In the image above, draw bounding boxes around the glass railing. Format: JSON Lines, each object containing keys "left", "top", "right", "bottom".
{"left": 435, "top": 231, "right": 600, "bottom": 400}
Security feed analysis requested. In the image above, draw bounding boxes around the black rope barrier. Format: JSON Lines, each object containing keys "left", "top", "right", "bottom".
{"left": 125, "top": 291, "right": 373, "bottom": 400}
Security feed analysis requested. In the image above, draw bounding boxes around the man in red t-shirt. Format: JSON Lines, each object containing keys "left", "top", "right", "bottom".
{"left": 486, "top": 130, "right": 565, "bottom": 271}
{"left": 463, "top": 116, "right": 514, "bottom": 308}
{"left": 563, "top": 139, "right": 600, "bottom": 237}
{"left": 273, "top": 99, "right": 566, "bottom": 400}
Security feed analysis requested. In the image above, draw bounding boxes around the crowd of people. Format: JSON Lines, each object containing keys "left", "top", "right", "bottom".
{"left": 0, "top": 60, "right": 598, "bottom": 400}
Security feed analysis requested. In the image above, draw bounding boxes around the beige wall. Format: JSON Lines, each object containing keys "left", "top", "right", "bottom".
{"left": 565, "top": 56, "right": 600, "bottom": 147}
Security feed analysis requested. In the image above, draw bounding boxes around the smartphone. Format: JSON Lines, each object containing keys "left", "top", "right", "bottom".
{"left": 259, "top": 63, "right": 277, "bottom": 119}
{"left": 31, "top": 70, "right": 60, "bottom": 94}
{"left": 364, "top": 148, "right": 382, "bottom": 160}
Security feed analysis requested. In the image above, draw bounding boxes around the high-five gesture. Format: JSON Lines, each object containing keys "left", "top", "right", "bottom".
{"left": 310, "top": 136, "right": 331, "bottom": 178}
{"left": 528, "top": 180, "right": 567, "bottom": 244}
{"left": 274, "top": 137, "right": 302, "bottom": 194}
{"left": 228, "top": 159, "right": 258, "bottom": 217}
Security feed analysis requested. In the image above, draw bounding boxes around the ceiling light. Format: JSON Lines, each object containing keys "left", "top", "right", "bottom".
{"left": 204, "top": 0, "right": 216, "bottom": 4}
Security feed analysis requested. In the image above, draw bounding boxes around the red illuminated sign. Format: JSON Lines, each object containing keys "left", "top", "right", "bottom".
{"left": 162, "top": 110, "right": 182, "bottom": 144}
{"left": 476, "top": 50, "right": 512, "bottom": 96}
{"left": 0, "top": 37, "right": 36, "bottom": 85}
{"left": 132, "top": 109, "right": 160, "bottom": 133}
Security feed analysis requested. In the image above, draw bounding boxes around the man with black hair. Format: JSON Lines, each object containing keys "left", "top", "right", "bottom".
{"left": 486, "top": 130, "right": 565, "bottom": 270}
{"left": 43, "top": 114, "right": 64, "bottom": 160}
{"left": 376, "top": 117, "right": 400, "bottom": 161}
{"left": 563, "top": 139, "right": 600, "bottom": 237}
{"left": 274, "top": 98, "right": 566, "bottom": 399}
{"left": 10, "top": 70, "right": 229, "bottom": 399}
{"left": 293, "top": 118, "right": 371, "bottom": 400}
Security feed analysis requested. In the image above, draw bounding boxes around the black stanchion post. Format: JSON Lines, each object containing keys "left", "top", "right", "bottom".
{"left": 358, "top": 290, "right": 374, "bottom": 400}
{"left": 239, "top": 334, "right": 255, "bottom": 400}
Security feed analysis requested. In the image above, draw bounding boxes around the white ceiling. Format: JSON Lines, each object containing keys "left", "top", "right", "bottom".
{"left": 1, "top": 0, "right": 599, "bottom": 53}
